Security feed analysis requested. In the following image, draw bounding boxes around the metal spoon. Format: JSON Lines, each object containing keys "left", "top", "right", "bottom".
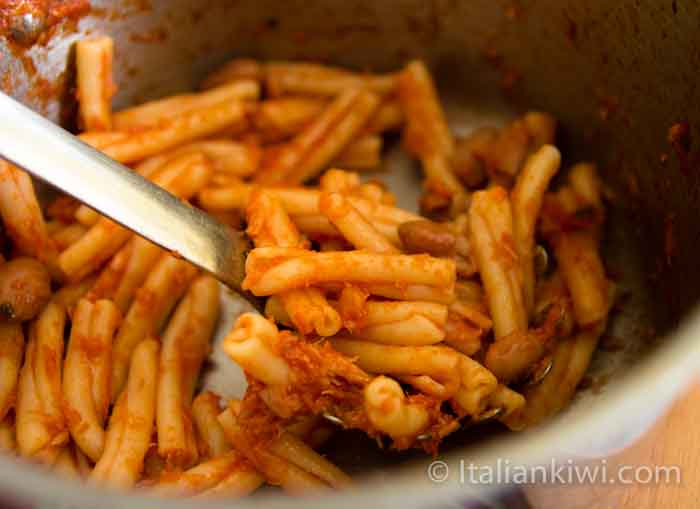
{"left": 0, "top": 91, "right": 252, "bottom": 296}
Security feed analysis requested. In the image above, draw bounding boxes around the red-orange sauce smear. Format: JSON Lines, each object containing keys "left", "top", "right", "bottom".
{"left": 0, "top": 0, "right": 89, "bottom": 41}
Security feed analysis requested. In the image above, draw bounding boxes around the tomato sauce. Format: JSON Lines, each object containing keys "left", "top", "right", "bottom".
{"left": 0, "top": 0, "right": 89, "bottom": 43}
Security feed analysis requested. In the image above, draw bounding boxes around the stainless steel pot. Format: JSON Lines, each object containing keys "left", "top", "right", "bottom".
{"left": 1, "top": 1, "right": 699, "bottom": 507}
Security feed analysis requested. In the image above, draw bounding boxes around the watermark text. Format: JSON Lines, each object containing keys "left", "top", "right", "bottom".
{"left": 426, "top": 458, "right": 681, "bottom": 485}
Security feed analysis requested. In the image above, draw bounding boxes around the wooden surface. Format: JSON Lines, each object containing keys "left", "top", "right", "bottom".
{"left": 525, "top": 379, "right": 700, "bottom": 508}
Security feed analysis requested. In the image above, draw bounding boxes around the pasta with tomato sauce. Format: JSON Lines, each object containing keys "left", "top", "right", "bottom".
{"left": 0, "top": 36, "right": 613, "bottom": 496}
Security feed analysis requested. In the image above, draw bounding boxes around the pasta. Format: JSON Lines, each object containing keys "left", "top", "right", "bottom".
{"left": 79, "top": 100, "right": 247, "bottom": 164}
{"left": 220, "top": 418, "right": 326, "bottom": 493}
{"left": 51, "top": 276, "right": 97, "bottom": 315}
{"left": 330, "top": 338, "right": 461, "bottom": 396}
{"left": 0, "top": 35, "right": 616, "bottom": 496}
{"left": 246, "top": 188, "right": 342, "bottom": 337}
{"left": 110, "top": 254, "right": 198, "bottom": 401}
{"left": 332, "top": 135, "right": 383, "bottom": 170}
{"left": 112, "top": 81, "right": 259, "bottom": 131}
{"left": 397, "top": 61, "right": 466, "bottom": 217}
{"left": 199, "top": 181, "right": 417, "bottom": 247}
{"left": 469, "top": 187, "right": 528, "bottom": 339}
{"left": 264, "top": 61, "right": 396, "bottom": 97}
{"left": 266, "top": 429, "right": 351, "bottom": 488}
{"left": 16, "top": 302, "right": 69, "bottom": 461}
{"left": 157, "top": 275, "right": 220, "bottom": 469}
{"left": 154, "top": 450, "right": 259, "bottom": 496}
{"left": 551, "top": 230, "right": 610, "bottom": 327}
{"left": 76, "top": 36, "right": 115, "bottom": 131}
{"left": 364, "top": 376, "right": 431, "bottom": 438}
{"left": 511, "top": 145, "right": 561, "bottom": 315}
{"left": 243, "top": 249, "right": 455, "bottom": 296}
{"left": 253, "top": 97, "right": 327, "bottom": 141}
{"left": 503, "top": 323, "right": 605, "bottom": 430}
{"left": 91, "top": 339, "right": 159, "bottom": 488}
{"left": 126, "top": 140, "right": 262, "bottom": 179}
{"left": 192, "top": 391, "right": 230, "bottom": 459}
{"left": 0, "top": 162, "right": 58, "bottom": 268}
{"left": 199, "top": 181, "right": 420, "bottom": 223}
{"left": 341, "top": 300, "right": 447, "bottom": 345}
{"left": 453, "top": 354, "right": 499, "bottom": 418}
{"left": 217, "top": 404, "right": 343, "bottom": 494}
{"left": 194, "top": 463, "right": 265, "bottom": 499}
{"left": 319, "top": 192, "right": 399, "bottom": 254}
{"left": 0, "top": 323, "right": 24, "bottom": 422}
{"left": 254, "top": 97, "right": 400, "bottom": 143}
{"left": 223, "top": 314, "right": 292, "bottom": 387}
{"left": 51, "top": 223, "right": 88, "bottom": 251}
{"left": 87, "top": 236, "right": 162, "bottom": 313}
{"left": 63, "top": 299, "right": 121, "bottom": 462}
{"left": 255, "top": 88, "right": 380, "bottom": 184}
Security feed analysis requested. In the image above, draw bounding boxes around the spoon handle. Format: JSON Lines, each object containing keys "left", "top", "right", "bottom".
{"left": 0, "top": 92, "right": 249, "bottom": 292}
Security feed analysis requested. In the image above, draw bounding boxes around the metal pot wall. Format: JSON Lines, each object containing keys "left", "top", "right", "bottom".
{"left": 1, "top": 1, "right": 699, "bottom": 507}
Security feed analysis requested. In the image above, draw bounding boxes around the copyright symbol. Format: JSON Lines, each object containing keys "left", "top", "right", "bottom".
{"left": 427, "top": 460, "right": 449, "bottom": 483}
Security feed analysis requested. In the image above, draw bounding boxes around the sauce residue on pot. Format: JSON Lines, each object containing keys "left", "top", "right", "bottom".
{"left": 482, "top": 45, "right": 522, "bottom": 94}
{"left": 667, "top": 121, "right": 692, "bottom": 176}
{"left": 0, "top": 0, "right": 89, "bottom": 45}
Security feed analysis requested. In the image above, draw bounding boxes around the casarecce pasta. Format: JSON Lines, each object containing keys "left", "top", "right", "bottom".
{"left": 0, "top": 35, "right": 614, "bottom": 497}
